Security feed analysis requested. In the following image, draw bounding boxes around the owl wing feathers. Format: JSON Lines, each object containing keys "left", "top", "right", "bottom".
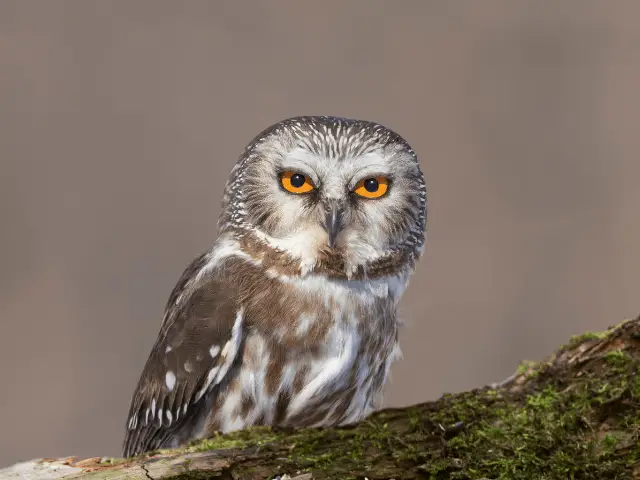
{"left": 123, "top": 253, "right": 244, "bottom": 457}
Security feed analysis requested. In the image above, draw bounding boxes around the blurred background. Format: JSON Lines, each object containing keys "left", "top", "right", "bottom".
{"left": 1, "top": 0, "right": 639, "bottom": 467}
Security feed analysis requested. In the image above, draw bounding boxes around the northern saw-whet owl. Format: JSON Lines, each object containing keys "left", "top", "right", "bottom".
{"left": 122, "top": 116, "right": 427, "bottom": 457}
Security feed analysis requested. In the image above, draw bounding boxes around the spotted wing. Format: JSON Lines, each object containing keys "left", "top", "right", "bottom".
{"left": 122, "top": 253, "right": 244, "bottom": 457}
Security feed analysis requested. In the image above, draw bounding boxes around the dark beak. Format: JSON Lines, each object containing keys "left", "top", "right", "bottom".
{"left": 323, "top": 201, "right": 345, "bottom": 249}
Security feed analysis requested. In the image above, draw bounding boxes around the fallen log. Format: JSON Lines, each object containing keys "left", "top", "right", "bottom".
{"left": 3, "top": 316, "right": 639, "bottom": 480}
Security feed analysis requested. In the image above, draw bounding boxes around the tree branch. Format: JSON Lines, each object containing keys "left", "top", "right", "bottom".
{"left": 3, "top": 316, "right": 640, "bottom": 480}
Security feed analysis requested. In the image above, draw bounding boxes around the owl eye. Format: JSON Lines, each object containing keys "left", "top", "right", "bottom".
{"left": 353, "top": 176, "right": 389, "bottom": 199}
{"left": 280, "top": 171, "right": 315, "bottom": 194}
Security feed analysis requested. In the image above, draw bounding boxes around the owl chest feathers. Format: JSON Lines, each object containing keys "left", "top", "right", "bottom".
{"left": 198, "top": 235, "right": 406, "bottom": 434}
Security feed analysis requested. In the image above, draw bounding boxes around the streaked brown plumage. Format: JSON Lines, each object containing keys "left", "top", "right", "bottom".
{"left": 122, "top": 116, "right": 427, "bottom": 457}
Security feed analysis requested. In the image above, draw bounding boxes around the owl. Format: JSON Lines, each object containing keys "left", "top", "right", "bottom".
{"left": 122, "top": 116, "right": 427, "bottom": 457}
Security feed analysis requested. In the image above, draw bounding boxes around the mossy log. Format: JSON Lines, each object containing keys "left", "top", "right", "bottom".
{"left": 3, "top": 316, "right": 640, "bottom": 480}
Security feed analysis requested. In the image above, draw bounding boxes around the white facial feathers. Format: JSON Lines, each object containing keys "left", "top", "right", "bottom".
{"left": 217, "top": 116, "right": 427, "bottom": 276}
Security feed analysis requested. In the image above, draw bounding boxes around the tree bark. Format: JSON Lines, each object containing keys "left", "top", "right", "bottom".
{"left": 3, "top": 316, "right": 640, "bottom": 480}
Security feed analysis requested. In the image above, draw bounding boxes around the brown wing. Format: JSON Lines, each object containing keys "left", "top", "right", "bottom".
{"left": 122, "top": 252, "right": 244, "bottom": 457}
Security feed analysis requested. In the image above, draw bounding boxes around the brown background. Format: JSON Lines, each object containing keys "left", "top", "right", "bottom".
{"left": 1, "top": 0, "right": 639, "bottom": 467}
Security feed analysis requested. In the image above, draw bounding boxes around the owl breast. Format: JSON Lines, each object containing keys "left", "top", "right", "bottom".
{"left": 202, "top": 266, "right": 402, "bottom": 436}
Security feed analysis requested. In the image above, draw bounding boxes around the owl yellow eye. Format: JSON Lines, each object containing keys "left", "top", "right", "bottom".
{"left": 353, "top": 176, "right": 389, "bottom": 199}
{"left": 280, "top": 171, "right": 315, "bottom": 194}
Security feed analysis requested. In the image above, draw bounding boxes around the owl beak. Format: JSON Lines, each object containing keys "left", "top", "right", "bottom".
{"left": 323, "top": 201, "right": 345, "bottom": 249}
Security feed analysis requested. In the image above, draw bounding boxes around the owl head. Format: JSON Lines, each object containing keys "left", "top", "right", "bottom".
{"left": 218, "top": 116, "right": 427, "bottom": 278}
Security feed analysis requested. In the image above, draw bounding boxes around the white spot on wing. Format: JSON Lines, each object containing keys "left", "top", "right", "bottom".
{"left": 209, "top": 345, "right": 220, "bottom": 358}
{"left": 166, "top": 410, "right": 173, "bottom": 425}
{"left": 194, "top": 365, "right": 221, "bottom": 402}
{"left": 165, "top": 345, "right": 172, "bottom": 353}
{"left": 220, "top": 340, "right": 231, "bottom": 358}
{"left": 215, "top": 308, "right": 244, "bottom": 383}
{"left": 150, "top": 398, "right": 156, "bottom": 419}
{"left": 165, "top": 371, "right": 176, "bottom": 392}
{"left": 207, "top": 366, "right": 220, "bottom": 383}
{"left": 193, "top": 308, "right": 244, "bottom": 405}
{"left": 157, "top": 409, "right": 163, "bottom": 427}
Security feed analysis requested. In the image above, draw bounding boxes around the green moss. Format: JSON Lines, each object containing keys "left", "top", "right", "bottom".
{"left": 516, "top": 359, "right": 537, "bottom": 374}
{"left": 605, "top": 349, "right": 632, "bottom": 368}
{"left": 565, "top": 319, "right": 634, "bottom": 350}
{"left": 568, "top": 331, "right": 607, "bottom": 346}
{"left": 418, "top": 377, "right": 636, "bottom": 479}
{"left": 186, "top": 426, "right": 281, "bottom": 452}
{"left": 514, "top": 359, "right": 556, "bottom": 382}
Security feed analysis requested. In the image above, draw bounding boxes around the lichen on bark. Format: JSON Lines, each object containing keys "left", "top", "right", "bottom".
{"left": 2, "top": 316, "right": 639, "bottom": 480}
